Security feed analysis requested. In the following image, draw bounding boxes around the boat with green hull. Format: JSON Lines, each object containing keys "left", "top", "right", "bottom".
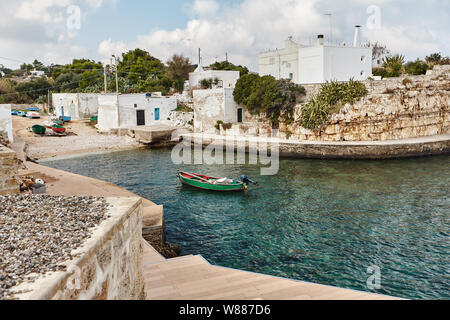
{"left": 32, "top": 125, "right": 46, "bottom": 135}
{"left": 178, "top": 171, "right": 248, "bottom": 192}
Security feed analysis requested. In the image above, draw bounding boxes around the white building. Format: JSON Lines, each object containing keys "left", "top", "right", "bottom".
{"left": 193, "top": 88, "right": 242, "bottom": 134}
{"left": 97, "top": 93, "right": 177, "bottom": 132}
{"left": 0, "top": 104, "right": 13, "bottom": 143}
{"left": 52, "top": 93, "right": 99, "bottom": 120}
{"left": 188, "top": 66, "right": 240, "bottom": 90}
{"left": 258, "top": 26, "right": 373, "bottom": 84}
{"left": 259, "top": 36, "right": 301, "bottom": 83}
{"left": 29, "top": 69, "right": 45, "bottom": 78}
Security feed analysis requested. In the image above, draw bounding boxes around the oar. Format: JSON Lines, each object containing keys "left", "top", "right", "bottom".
{"left": 185, "top": 172, "right": 213, "bottom": 184}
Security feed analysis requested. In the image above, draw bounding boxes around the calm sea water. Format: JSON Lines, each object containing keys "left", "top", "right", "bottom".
{"left": 43, "top": 149, "right": 450, "bottom": 299}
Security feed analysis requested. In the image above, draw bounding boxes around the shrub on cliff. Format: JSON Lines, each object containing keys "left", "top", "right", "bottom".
{"left": 405, "top": 60, "right": 429, "bottom": 75}
{"left": 210, "top": 61, "right": 249, "bottom": 76}
{"left": 300, "top": 80, "right": 368, "bottom": 130}
{"left": 234, "top": 74, "right": 305, "bottom": 124}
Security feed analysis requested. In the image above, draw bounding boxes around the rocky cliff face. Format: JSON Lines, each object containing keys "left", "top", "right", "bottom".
{"left": 241, "top": 65, "right": 449, "bottom": 142}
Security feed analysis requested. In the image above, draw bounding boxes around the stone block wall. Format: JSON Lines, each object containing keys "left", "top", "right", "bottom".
{"left": 237, "top": 65, "right": 450, "bottom": 142}
{"left": 12, "top": 197, "right": 146, "bottom": 300}
{"left": 0, "top": 146, "right": 20, "bottom": 195}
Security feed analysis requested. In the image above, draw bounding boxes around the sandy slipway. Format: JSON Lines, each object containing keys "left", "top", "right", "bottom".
{"left": 0, "top": 195, "right": 110, "bottom": 300}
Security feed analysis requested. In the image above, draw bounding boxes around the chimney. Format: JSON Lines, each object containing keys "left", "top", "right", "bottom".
{"left": 317, "top": 35, "right": 324, "bottom": 46}
{"left": 353, "top": 25, "right": 361, "bottom": 47}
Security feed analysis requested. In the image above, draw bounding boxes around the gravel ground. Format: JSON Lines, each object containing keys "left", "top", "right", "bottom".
{"left": 27, "top": 134, "right": 139, "bottom": 159}
{"left": 0, "top": 195, "right": 110, "bottom": 300}
{"left": 12, "top": 116, "right": 141, "bottom": 160}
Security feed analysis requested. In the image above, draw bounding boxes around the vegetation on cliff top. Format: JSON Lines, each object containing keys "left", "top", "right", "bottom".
{"left": 300, "top": 80, "right": 368, "bottom": 131}
{"left": 373, "top": 52, "right": 449, "bottom": 78}
{"left": 234, "top": 74, "right": 306, "bottom": 124}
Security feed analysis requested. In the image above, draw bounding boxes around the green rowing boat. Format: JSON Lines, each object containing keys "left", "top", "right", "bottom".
{"left": 178, "top": 171, "right": 247, "bottom": 192}
{"left": 32, "top": 125, "right": 46, "bottom": 135}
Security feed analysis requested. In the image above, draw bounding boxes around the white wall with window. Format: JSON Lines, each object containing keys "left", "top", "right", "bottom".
{"left": 97, "top": 93, "right": 177, "bottom": 132}
{"left": 299, "top": 45, "right": 372, "bottom": 84}
{"left": 259, "top": 37, "right": 300, "bottom": 83}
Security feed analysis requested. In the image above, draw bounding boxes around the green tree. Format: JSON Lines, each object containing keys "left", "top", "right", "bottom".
{"left": 53, "top": 72, "right": 83, "bottom": 92}
{"left": 15, "top": 77, "right": 51, "bottom": 101}
{"left": 234, "top": 74, "right": 305, "bottom": 123}
{"left": 118, "top": 49, "right": 166, "bottom": 84}
{"left": 404, "top": 59, "right": 429, "bottom": 75}
{"left": 166, "top": 54, "right": 194, "bottom": 93}
{"left": 210, "top": 61, "right": 249, "bottom": 76}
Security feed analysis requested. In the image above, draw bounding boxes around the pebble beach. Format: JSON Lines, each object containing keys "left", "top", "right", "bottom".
{"left": 0, "top": 195, "right": 110, "bottom": 300}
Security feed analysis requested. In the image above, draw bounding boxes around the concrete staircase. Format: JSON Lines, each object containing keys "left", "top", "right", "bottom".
{"left": 142, "top": 241, "right": 398, "bottom": 300}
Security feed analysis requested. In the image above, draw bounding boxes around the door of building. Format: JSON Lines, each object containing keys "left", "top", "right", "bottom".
{"left": 136, "top": 110, "right": 145, "bottom": 126}
{"left": 154, "top": 108, "right": 160, "bottom": 121}
{"left": 237, "top": 108, "right": 243, "bottom": 123}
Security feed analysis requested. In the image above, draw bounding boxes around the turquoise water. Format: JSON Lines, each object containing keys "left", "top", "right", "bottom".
{"left": 44, "top": 150, "right": 450, "bottom": 299}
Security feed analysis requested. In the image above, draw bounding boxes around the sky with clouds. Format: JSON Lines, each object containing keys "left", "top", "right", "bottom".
{"left": 0, "top": 0, "right": 449, "bottom": 71}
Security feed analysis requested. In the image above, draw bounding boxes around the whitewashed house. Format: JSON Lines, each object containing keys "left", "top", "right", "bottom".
{"left": 0, "top": 104, "right": 13, "bottom": 142}
{"left": 193, "top": 88, "right": 242, "bottom": 134}
{"left": 188, "top": 66, "right": 240, "bottom": 90}
{"left": 97, "top": 93, "right": 177, "bottom": 132}
{"left": 258, "top": 26, "right": 373, "bottom": 84}
{"left": 29, "top": 70, "right": 45, "bottom": 78}
{"left": 52, "top": 93, "right": 99, "bottom": 120}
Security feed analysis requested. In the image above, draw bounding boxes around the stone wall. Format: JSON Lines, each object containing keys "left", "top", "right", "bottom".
{"left": 12, "top": 197, "right": 146, "bottom": 300}
{"left": 169, "top": 111, "right": 194, "bottom": 128}
{"left": 231, "top": 65, "right": 450, "bottom": 142}
{"left": 0, "top": 104, "right": 14, "bottom": 142}
{"left": 0, "top": 146, "right": 20, "bottom": 195}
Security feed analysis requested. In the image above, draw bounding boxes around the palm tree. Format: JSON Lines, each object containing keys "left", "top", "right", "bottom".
{"left": 383, "top": 54, "right": 405, "bottom": 77}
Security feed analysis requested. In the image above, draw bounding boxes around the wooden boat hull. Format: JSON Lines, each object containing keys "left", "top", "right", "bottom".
{"left": 59, "top": 116, "right": 71, "bottom": 122}
{"left": 178, "top": 171, "right": 245, "bottom": 192}
{"left": 52, "top": 125, "right": 66, "bottom": 134}
{"left": 32, "top": 125, "right": 46, "bottom": 135}
{"left": 27, "top": 112, "right": 40, "bottom": 119}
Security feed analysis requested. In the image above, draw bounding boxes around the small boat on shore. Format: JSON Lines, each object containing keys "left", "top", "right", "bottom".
{"left": 177, "top": 171, "right": 257, "bottom": 192}
{"left": 52, "top": 119, "right": 64, "bottom": 126}
{"left": 32, "top": 125, "right": 46, "bottom": 135}
{"left": 27, "top": 107, "right": 39, "bottom": 112}
{"left": 59, "top": 116, "right": 71, "bottom": 122}
{"left": 11, "top": 110, "right": 18, "bottom": 116}
{"left": 27, "top": 112, "right": 40, "bottom": 119}
{"left": 18, "top": 111, "right": 26, "bottom": 117}
{"left": 51, "top": 125, "right": 66, "bottom": 134}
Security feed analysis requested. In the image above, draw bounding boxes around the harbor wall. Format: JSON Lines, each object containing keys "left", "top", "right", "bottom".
{"left": 0, "top": 104, "right": 13, "bottom": 142}
{"left": 222, "top": 65, "right": 450, "bottom": 142}
{"left": 0, "top": 146, "right": 20, "bottom": 195}
{"left": 12, "top": 197, "right": 146, "bottom": 300}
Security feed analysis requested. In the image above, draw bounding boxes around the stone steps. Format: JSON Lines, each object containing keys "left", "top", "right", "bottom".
{"left": 144, "top": 253, "right": 399, "bottom": 300}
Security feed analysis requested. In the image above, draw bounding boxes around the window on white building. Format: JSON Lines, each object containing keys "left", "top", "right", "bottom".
{"left": 289, "top": 73, "right": 293, "bottom": 80}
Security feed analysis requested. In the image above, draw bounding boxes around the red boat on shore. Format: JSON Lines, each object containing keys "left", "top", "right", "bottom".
{"left": 51, "top": 125, "right": 66, "bottom": 134}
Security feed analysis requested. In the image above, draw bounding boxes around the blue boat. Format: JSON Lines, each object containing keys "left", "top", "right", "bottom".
{"left": 18, "top": 111, "right": 27, "bottom": 117}
{"left": 59, "top": 116, "right": 71, "bottom": 122}
{"left": 11, "top": 110, "right": 18, "bottom": 116}
{"left": 27, "top": 107, "right": 39, "bottom": 112}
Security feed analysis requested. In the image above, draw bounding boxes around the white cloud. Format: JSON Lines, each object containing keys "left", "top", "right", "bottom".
{"left": 0, "top": 0, "right": 114, "bottom": 68}
{"left": 96, "top": 0, "right": 449, "bottom": 71}
{"left": 191, "top": 0, "right": 220, "bottom": 16}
